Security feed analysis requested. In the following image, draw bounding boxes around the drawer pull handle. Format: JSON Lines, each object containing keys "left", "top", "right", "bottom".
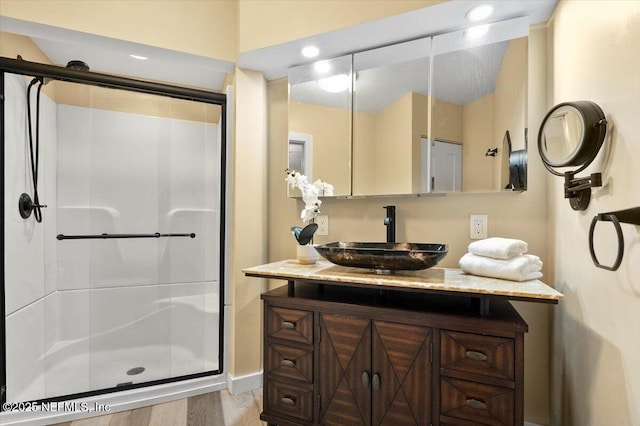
{"left": 281, "top": 359, "right": 296, "bottom": 368}
{"left": 372, "top": 373, "right": 380, "bottom": 391}
{"left": 466, "top": 350, "right": 488, "bottom": 361}
{"left": 281, "top": 397, "right": 296, "bottom": 407}
{"left": 466, "top": 399, "right": 487, "bottom": 410}
{"left": 281, "top": 321, "right": 296, "bottom": 329}
{"left": 362, "top": 371, "right": 370, "bottom": 388}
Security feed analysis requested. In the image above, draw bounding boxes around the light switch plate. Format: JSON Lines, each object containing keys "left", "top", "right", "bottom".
{"left": 470, "top": 214, "right": 488, "bottom": 239}
{"left": 316, "top": 215, "right": 329, "bottom": 236}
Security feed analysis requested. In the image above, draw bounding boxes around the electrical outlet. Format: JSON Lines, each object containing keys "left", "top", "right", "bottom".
{"left": 470, "top": 214, "right": 488, "bottom": 239}
{"left": 316, "top": 215, "right": 329, "bottom": 236}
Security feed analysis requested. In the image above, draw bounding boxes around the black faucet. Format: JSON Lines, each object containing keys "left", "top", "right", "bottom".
{"left": 383, "top": 205, "right": 396, "bottom": 243}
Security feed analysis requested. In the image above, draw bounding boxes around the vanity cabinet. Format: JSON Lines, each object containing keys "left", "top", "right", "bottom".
{"left": 260, "top": 283, "right": 527, "bottom": 426}
{"left": 318, "top": 314, "right": 432, "bottom": 425}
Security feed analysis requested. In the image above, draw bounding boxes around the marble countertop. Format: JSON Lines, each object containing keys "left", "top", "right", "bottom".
{"left": 243, "top": 259, "right": 564, "bottom": 303}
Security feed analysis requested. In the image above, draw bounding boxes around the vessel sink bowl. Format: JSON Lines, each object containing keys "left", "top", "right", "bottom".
{"left": 314, "top": 242, "right": 448, "bottom": 273}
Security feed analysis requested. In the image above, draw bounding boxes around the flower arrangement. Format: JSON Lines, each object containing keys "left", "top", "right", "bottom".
{"left": 285, "top": 169, "right": 334, "bottom": 223}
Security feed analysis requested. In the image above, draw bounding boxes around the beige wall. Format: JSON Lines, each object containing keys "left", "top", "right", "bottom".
{"left": 548, "top": 2, "right": 640, "bottom": 425}
{"left": 267, "top": 26, "right": 552, "bottom": 423}
{"left": 372, "top": 92, "right": 414, "bottom": 194}
{"left": 494, "top": 37, "right": 528, "bottom": 190}
{"left": 237, "top": 0, "right": 445, "bottom": 53}
{"left": 231, "top": 68, "right": 268, "bottom": 377}
{"left": 0, "top": 0, "right": 237, "bottom": 62}
{"left": 462, "top": 94, "right": 495, "bottom": 191}
{"left": 288, "top": 101, "right": 351, "bottom": 195}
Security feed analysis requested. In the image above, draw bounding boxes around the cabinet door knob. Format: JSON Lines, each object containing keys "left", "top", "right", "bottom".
{"left": 372, "top": 373, "right": 380, "bottom": 391}
{"left": 281, "top": 397, "right": 296, "bottom": 406}
{"left": 281, "top": 321, "right": 296, "bottom": 329}
{"left": 361, "top": 371, "right": 370, "bottom": 388}
{"left": 466, "top": 399, "right": 487, "bottom": 410}
{"left": 465, "top": 350, "right": 488, "bottom": 361}
{"left": 281, "top": 359, "right": 296, "bottom": 368}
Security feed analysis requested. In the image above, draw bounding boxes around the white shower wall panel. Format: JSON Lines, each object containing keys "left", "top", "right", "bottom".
{"left": 43, "top": 289, "right": 91, "bottom": 398}
{"left": 5, "top": 297, "right": 46, "bottom": 402}
{"left": 56, "top": 105, "right": 219, "bottom": 290}
{"left": 3, "top": 74, "right": 57, "bottom": 315}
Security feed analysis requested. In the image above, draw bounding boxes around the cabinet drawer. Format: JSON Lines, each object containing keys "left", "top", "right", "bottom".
{"left": 440, "top": 377, "right": 514, "bottom": 426}
{"left": 265, "top": 380, "right": 314, "bottom": 423}
{"left": 440, "top": 330, "right": 514, "bottom": 381}
{"left": 266, "top": 343, "right": 313, "bottom": 383}
{"left": 266, "top": 306, "right": 313, "bottom": 345}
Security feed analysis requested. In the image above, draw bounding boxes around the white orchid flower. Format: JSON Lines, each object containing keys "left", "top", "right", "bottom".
{"left": 285, "top": 169, "right": 332, "bottom": 223}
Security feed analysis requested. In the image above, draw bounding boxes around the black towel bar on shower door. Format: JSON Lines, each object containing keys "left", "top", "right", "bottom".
{"left": 56, "top": 232, "right": 196, "bottom": 240}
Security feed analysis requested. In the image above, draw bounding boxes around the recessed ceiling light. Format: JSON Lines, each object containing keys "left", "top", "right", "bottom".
{"left": 301, "top": 46, "right": 320, "bottom": 58}
{"left": 318, "top": 74, "right": 351, "bottom": 93}
{"left": 129, "top": 54, "right": 148, "bottom": 60}
{"left": 464, "top": 24, "right": 490, "bottom": 39}
{"left": 466, "top": 4, "right": 494, "bottom": 22}
{"left": 313, "top": 60, "right": 331, "bottom": 73}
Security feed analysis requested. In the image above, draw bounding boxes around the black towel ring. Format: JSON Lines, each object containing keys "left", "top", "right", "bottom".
{"left": 589, "top": 207, "right": 640, "bottom": 271}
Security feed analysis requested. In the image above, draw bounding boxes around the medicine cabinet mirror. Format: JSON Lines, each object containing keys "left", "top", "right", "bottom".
{"left": 287, "top": 17, "right": 529, "bottom": 197}
{"left": 288, "top": 55, "right": 352, "bottom": 197}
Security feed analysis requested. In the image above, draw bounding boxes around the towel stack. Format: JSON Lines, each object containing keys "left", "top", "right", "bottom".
{"left": 459, "top": 237, "right": 542, "bottom": 282}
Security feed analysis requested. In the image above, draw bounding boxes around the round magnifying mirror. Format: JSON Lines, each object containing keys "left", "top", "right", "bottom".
{"left": 538, "top": 101, "right": 607, "bottom": 172}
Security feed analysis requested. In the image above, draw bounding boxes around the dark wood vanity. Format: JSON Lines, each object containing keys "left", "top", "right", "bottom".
{"left": 244, "top": 260, "right": 563, "bottom": 426}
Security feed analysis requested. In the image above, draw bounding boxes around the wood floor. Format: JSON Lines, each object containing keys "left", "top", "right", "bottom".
{"left": 51, "top": 389, "right": 265, "bottom": 426}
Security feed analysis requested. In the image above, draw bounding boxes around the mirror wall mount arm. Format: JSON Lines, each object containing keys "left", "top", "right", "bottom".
{"left": 589, "top": 207, "right": 640, "bottom": 271}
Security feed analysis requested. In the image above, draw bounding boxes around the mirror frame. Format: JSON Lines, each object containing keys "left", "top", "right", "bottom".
{"left": 538, "top": 100, "right": 608, "bottom": 210}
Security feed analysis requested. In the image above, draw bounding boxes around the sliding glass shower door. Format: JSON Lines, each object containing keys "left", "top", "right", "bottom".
{"left": 2, "top": 65, "right": 225, "bottom": 404}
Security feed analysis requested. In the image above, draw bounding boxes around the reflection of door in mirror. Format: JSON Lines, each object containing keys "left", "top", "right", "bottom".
{"left": 288, "top": 55, "right": 352, "bottom": 197}
{"left": 431, "top": 17, "right": 528, "bottom": 193}
{"left": 423, "top": 139, "right": 462, "bottom": 192}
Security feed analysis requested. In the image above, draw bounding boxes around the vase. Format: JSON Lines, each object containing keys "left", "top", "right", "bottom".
{"left": 297, "top": 244, "right": 319, "bottom": 265}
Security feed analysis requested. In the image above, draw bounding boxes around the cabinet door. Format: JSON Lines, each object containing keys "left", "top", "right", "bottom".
{"left": 372, "top": 320, "right": 432, "bottom": 426}
{"left": 319, "top": 313, "right": 371, "bottom": 426}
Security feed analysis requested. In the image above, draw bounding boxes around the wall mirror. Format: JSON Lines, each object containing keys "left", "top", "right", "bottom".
{"left": 288, "top": 54, "right": 352, "bottom": 197}
{"left": 286, "top": 17, "right": 529, "bottom": 197}
{"left": 352, "top": 37, "right": 431, "bottom": 196}
{"left": 429, "top": 17, "right": 529, "bottom": 193}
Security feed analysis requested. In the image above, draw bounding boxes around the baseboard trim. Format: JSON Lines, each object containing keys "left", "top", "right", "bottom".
{"left": 524, "top": 422, "right": 545, "bottom": 426}
{"left": 228, "top": 371, "right": 262, "bottom": 395}
{"left": 0, "top": 374, "right": 227, "bottom": 426}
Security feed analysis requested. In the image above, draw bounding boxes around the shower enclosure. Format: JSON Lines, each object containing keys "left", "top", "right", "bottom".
{"left": 1, "top": 57, "right": 226, "bottom": 406}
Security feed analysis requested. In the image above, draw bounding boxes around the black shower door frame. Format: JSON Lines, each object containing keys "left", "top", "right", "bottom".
{"left": 0, "top": 56, "right": 227, "bottom": 407}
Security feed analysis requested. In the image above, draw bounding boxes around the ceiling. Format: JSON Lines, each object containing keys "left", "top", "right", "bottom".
{"left": 0, "top": 16, "right": 234, "bottom": 91}
{"left": 238, "top": 0, "right": 557, "bottom": 81}
{"left": 0, "top": 0, "right": 557, "bottom": 93}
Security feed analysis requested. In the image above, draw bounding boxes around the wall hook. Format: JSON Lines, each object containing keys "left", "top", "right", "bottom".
{"left": 589, "top": 207, "right": 640, "bottom": 271}
{"left": 485, "top": 148, "right": 498, "bottom": 157}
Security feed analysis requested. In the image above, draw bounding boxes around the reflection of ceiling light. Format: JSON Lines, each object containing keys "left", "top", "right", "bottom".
{"left": 313, "top": 60, "right": 331, "bottom": 73}
{"left": 465, "top": 4, "right": 494, "bottom": 22}
{"left": 318, "top": 74, "right": 351, "bottom": 93}
{"left": 129, "top": 54, "right": 148, "bottom": 60}
{"left": 464, "top": 24, "right": 490, "bottom": 39}
{"left": 301, "top": 46, "right": 320, "bottom": 58}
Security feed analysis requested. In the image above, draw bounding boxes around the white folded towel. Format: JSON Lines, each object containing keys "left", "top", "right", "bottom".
{"left": 459, "top": 253, "right": 543, "bottom": 282}
{"left": 468, "top": 237, "right": 528, "bottom": 260}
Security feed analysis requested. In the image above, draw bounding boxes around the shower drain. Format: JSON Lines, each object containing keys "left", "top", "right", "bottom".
{"left": 126, "top": 367, "right": 146, "bottom": 376}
